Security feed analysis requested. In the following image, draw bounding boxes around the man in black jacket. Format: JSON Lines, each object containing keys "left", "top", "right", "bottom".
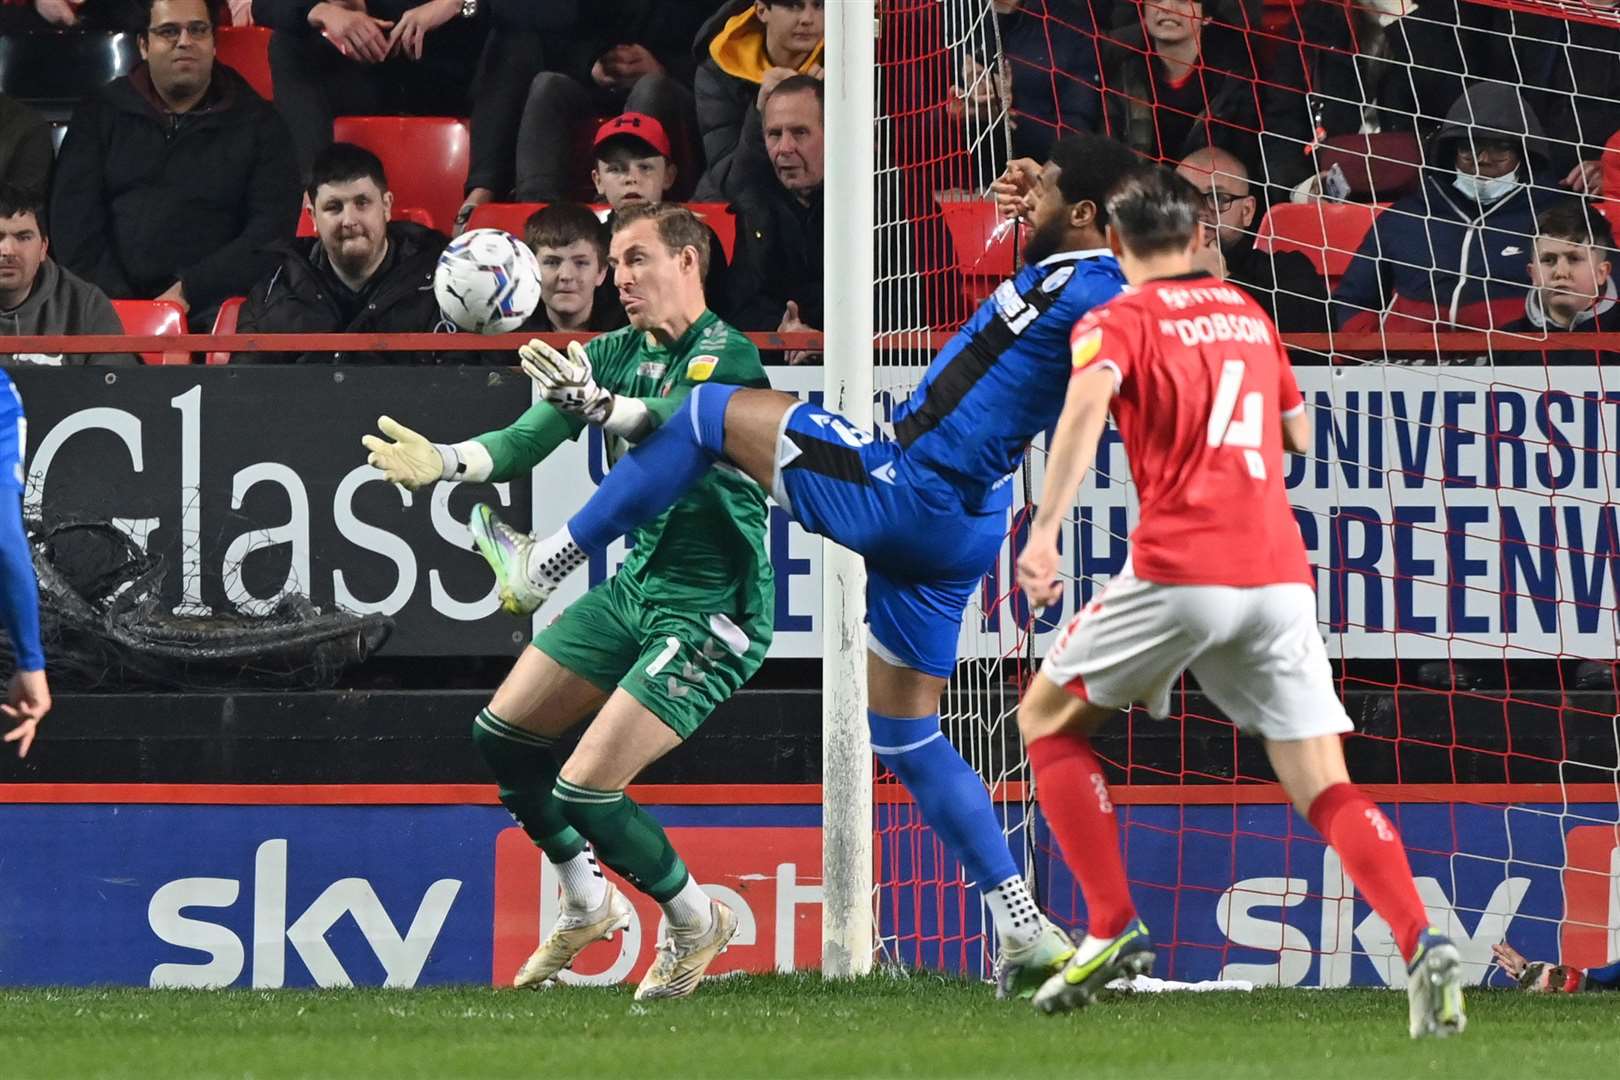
{"left": 729, "top": 75, "right": 822, "bottom": 360}
{"left": 235, "top": 142, "right": 466, "bottom": 364}
{"left": 48, "top": 0, "right": 300, "bottom": 331}
{"left": 691, "top": 0, "right": 823, "bottom": 202}
{"left": 1176, "top": 146, "right": 1330, "bottom": 336}
{"left": 252, "top": 0, "right": 489, "bottom": 179}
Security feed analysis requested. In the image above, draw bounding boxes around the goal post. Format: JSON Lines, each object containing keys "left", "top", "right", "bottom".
{"left": 821, "top": 0, "right": 877, "bottom": 978}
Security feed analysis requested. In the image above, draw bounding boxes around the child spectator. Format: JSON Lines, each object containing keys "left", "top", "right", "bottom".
{"left": 692, "top": 0, "right": 824, "bottom": 202}
{"left": 520, "top": 203, "right": 626, "bottom": 334}
{"left": 591, "top": 114, "right": 731, "bottom": 315}
{"left": 502, "top": 0, "right": 712, "bottom": 204}
{"left": 1500, "top": 202, "right": 1618, "bottom": 363}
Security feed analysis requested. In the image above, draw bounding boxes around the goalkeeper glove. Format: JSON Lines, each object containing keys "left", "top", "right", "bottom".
{"left": 362, "top": 416, "right": 491, "bottom": 489}
{"left": 519, "top": 338, "right": 650, "bottom": 439}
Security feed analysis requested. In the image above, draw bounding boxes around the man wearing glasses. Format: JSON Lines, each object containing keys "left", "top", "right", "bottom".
{"left": 1175, "top": 146, "right": 1330, "bottom": 336}
{"left": 48, "top": 0, "right": 300, "bottom": 332}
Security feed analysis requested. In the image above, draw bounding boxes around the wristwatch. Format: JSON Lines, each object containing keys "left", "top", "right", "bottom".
{"left": 460, "top": 0, "right": 477, "bottom": 18}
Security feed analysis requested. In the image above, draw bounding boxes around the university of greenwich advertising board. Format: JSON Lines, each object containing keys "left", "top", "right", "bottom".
{"left": 14, "top": 364, "right": 1620, "bottom": 660}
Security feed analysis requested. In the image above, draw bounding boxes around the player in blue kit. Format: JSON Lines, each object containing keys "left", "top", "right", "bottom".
{"left": 472, "top": 132, "right": 1140, "bottom": 996}
{"left": 0, "top": 371, "right": 50, "bottom": 758}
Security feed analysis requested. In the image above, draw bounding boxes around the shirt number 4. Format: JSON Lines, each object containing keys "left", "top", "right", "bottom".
{"left": 1206, "top": 360, "right": 1265, "bottom": 480}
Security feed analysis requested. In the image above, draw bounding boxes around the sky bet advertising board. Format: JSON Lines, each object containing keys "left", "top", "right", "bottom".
{"left": 0, "top": 792, "right": 1611, "bottom": 988}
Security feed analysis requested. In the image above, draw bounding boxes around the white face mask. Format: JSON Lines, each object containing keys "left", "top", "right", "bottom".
{"left": 1453, "top": 170, "right": 1520, "bottom": 203}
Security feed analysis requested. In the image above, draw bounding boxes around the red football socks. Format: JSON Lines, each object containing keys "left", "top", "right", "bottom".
{"left": 1027, "top": 732, "right": 1135, "bottom": 939}
{"left": 1307, "top": 782, "right": 1429, "bottom": 961}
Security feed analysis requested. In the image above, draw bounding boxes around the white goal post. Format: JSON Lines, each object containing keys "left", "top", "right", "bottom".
{"left": 820, "top": 0, "right": 877, "bottom": 978}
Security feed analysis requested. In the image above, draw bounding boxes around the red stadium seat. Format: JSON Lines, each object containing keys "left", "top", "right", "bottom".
{"left": 332, "top": 117, "right": 469, "bottom": 238}
{"left": 214, "top": 26, "right": 273, "bottom": 101}
{"left": 206, "top": 296, "right": 246, "bottom": 365}
{"left": 295, "top": 204, "right": 437, "bottom": 238}
{"left": 686, "top": 203, "right": 737, "bottom": 261}
{"left": 1255, "top": 202, "right": 1388, "bottom": 287}
{"left": 937, "top": 198, "right": 1016, "bottom": 308}
{"left": 111, "top": 299, "right": 189, "bottom": 365}
{"left": 1315, "top": 133, "right": 1422, "bottom": 202}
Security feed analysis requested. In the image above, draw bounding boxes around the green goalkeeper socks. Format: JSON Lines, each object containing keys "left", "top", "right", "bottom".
{"left": 472, "top": 708, "right": 587, "bottom": 861}
{"left": 554, "top": 778, "right": 690, "bottom": 902}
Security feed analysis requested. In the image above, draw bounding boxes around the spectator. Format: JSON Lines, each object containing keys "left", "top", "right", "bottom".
{"left": 1176, "top": 146, "right": 1330, "bottom": 334}
{"left": 729, "top": 74, "right": 822, "bottom": 361}
{"left": 520, "top": 203, "right": 626, "bottom": 333}
{"left": 1333, "top": 83, "right": 1558, "bottom": 332}
{"left": 1500, "top": 202, "right": 1617, "bottom": 359}
{"left": 49, "top": 0, "right": 299, "bottom": 331}
{"left": 456, "top": 0, "right": 582, "bottom": 230}
{"left": 949, "top": 1, "right": 1102, "bottom": 170}
{"left": 1097, "top": 0, "right": 1306, "bottom": 189}
{"left": 1463, "top": 2, "right": 1620, "bottom": 197}
{"left": 1270, "top": 0, "right": 1468, "bottom": 195}
{"left": 0, "top": 185, "right": 135, "bottom": 367}
{"left": 0, "top": 95, "right": 51, "bottom": 196}
{"left": 235, "top": 142, "right": 462, "bottom": 364}
{"left": 0, "top": 0, "right": 145, "bottom": 30}
{"left": 590, "top": 113, "right": 731, "bottom": 316}
{"left": 500, "top": 1, "right": 713, "bottom": 204}
{"left": 692, "top": 0, "right": 824, "bottom": 202}
{"left": 252, "top": 0, "right": 489, "bottom": 179}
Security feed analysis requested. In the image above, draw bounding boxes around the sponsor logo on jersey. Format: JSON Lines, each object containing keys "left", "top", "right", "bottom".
{"left": 991, "top": 280, "right": 1040, "bottom": 334}
{"left": 687, "top": 355, "right": 719, "bottom": 382}
{"left": 636, "top": 361, "right": 667, "bottom": 380}
{"left": 1071, "top": 325, "right": 1103, "bottom": 368}
{"left": 1040, "top": 265, "right": 1075, "bottom": 294}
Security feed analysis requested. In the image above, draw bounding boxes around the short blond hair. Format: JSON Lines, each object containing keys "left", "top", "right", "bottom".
{"left": 611, "top": 202, "right": 711, "bottom": 278}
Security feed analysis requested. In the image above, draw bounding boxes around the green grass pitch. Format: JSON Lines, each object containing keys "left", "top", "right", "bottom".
{"left": 3, "top": 974, "right": 1613, "bottom": 1079}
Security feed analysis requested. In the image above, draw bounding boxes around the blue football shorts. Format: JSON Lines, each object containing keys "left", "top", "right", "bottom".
{"left": 769, "top": 400, "right": 1007, "bottom": 678}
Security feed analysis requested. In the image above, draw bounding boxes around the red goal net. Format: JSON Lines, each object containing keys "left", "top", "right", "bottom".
{"left": 873, "top": 0, "right": 1620, "bottom": 986}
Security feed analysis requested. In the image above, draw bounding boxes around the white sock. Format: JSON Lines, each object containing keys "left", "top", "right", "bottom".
{"left": 985, "top": 875, "right": 1045, "bottom": 950}
{"left": 552, "top": 847, "right": 607, "bottom": 912}
{"left": 523, "top": 527, "right": 587, "bottom": 591}
{"left": 660, "top": 875, "right": 714, "bottom": 935}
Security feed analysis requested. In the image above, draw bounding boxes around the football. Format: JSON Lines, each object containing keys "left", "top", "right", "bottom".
{"left": 433, "top": 228, "right": 542, "bottom": 334}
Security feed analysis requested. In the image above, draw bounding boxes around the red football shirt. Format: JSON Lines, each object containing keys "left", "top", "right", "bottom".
{"left": 1067, "top": 272, "right": 1312, "bottom": 588}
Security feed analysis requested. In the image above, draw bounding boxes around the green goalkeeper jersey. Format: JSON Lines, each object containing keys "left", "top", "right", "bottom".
{"left": 474, "top": 310, "right": 774, "bottom": 621}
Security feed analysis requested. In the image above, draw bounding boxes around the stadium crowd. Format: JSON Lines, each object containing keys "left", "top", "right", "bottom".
{"left": 0, "top": 0, "right": 1618, "bottom": 355}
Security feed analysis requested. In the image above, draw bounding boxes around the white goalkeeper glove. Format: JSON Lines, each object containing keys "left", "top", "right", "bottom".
{"left": 519, "top": 338, "right": 650, "bottom": 439}
{"left": 362, "top": 415, "right": 491, "bottom": 490}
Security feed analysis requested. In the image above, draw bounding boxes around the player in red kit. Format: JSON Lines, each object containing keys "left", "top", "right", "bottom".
{"left": 1014, "top": 167, "right": 1467, "bottom": 1039}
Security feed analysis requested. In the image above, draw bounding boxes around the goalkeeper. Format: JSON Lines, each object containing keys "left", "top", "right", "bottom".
{"left": 362, "top": 203, "right": 772, "bottom": 1001}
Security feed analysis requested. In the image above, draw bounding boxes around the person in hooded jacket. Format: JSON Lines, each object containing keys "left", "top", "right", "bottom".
{"left": 47, "top": 0, "right": 300, "bottom": 332}
{"left": 691, "top": 0, "right": 824, "bottom": 203}
{"left": 234, "top": 143, "right": 471, "bottom": 365}
{"left": 0, "top": 186, "right": 135, "bottom": 367}
{"left": 1333, "top": 82, "right": 1560, "bottom": 332}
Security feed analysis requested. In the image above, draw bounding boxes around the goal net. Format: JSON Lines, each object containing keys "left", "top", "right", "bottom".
{"left": 867, "top": 0, "right": 1620, "bottom": 986}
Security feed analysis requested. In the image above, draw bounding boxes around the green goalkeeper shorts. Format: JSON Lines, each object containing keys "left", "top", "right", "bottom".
{"left": 531, "top": 574, "right": 770, "bottom": 740}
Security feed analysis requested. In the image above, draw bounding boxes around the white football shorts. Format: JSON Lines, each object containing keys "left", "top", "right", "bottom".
{"left": 1038, "top": 564, "right": 1353, "bottom": 742}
